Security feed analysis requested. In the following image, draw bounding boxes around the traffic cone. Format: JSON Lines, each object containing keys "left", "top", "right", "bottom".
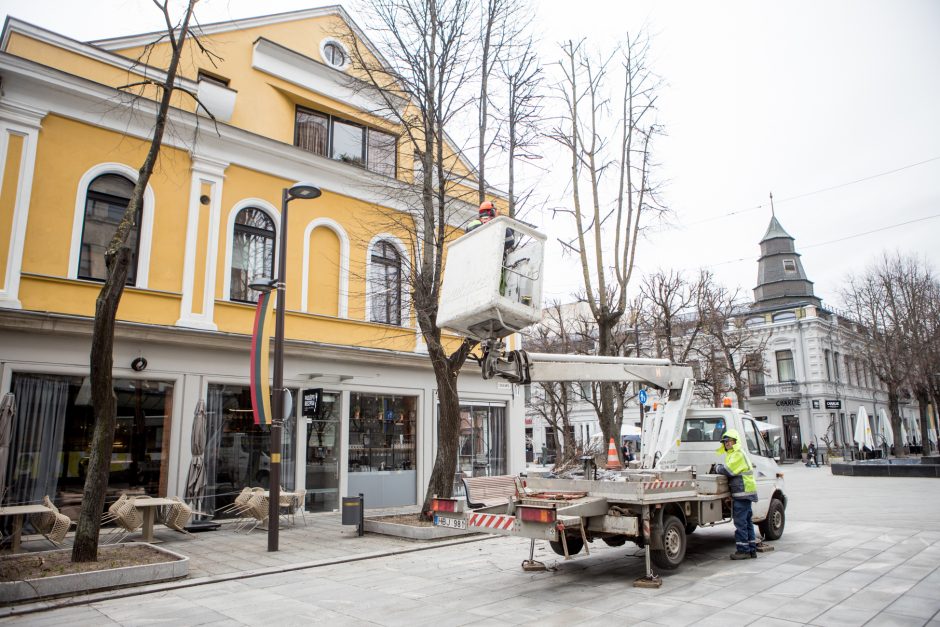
{"left": 606, "top": 438, "right": 622, "bottom": 470}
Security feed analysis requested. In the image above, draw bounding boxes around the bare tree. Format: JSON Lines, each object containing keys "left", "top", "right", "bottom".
{"left": 639, "top": 269, "right": 704, "bottom": 363}
{"left": 339, "top": 0, "right": 533, "bottom": 516}
{"left": 476, "top": 0, "right": 522, "bottom": 205}
{"left": 549, "top": 33, "right": 665, "bottom": 451}
{"left": 499, "top": 37, "right": 543, "bottom": 216}
{"left": 73, "top": 0, "right": 217, "bottom": 562}
{"left": 524, "top": 303, "right": 594, "bottom": 465}
{"left": 695, "top": 276, "right": 768, "bottom": 410}
{"left": 841, "top": 253, "right": 940, "bottom": 452}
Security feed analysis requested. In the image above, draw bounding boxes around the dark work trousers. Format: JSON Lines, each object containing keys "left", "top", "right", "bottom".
{"left": 732, "top": 498, "right": 757, "bottom": 554}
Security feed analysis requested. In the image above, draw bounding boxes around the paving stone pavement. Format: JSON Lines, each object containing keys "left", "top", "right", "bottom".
{"left": 3, "top": 463, "right": 939, "bottom": 626}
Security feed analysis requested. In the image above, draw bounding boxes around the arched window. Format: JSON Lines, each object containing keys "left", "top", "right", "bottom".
{"left": 772, "top": 311, "right": 797, "bottom": 323}
{"left": 78, "top": 174, "right": 139, "bottom": 284}
{"left": 369, "top": 240, "right": 402, "bottom": 325}
{"left": 231, "top": 208, "right": 275, "bottom": 303}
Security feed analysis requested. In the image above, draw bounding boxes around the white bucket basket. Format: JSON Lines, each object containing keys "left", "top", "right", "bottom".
{"left": 438, "top": 216, "right": 546, "bottom": 340}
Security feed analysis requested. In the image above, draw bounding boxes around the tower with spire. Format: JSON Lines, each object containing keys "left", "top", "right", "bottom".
{"left": 752, "top": 195, "right": 821, "bottom": 311}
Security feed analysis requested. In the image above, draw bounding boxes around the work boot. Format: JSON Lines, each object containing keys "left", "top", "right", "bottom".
{"left": 730, "top": 551, "right": 752, "bottom": 560}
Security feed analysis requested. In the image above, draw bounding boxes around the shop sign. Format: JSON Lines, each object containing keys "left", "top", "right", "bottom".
{"left": 825, "top": 399, "right": 842, "bottom": 409}
{"left": 775, "top": 398, "right": 801, "bottom": 407}
{"left": 303, "top": 388, "right": 323, "bottom": 416}
{"left": 812, "top": 400, "right": 820, "bottom": 409}
{"left": 524, "top": 417, "right": 533, "bottom": 426}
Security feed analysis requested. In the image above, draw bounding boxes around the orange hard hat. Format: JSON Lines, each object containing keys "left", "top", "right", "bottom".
{"left": 479, "top": 201, "right": 496, "bottom": 216}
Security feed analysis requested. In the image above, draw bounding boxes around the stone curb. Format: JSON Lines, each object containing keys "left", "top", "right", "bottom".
{"left": 0, "top": 534, "right": 493, "bottom": 619}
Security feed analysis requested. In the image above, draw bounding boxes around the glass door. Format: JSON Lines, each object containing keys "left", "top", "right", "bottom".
{"left": 304, "top": 391, "right": 340, "bottom": 512}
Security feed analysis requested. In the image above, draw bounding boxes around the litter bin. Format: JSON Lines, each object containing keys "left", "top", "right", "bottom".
{"left": 342, "top": 493, "right": 364, "bottom": 536}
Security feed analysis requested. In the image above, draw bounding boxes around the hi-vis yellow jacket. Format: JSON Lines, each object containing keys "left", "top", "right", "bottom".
{"left": 715, "top": 429, "right": 758, "bottom": 500}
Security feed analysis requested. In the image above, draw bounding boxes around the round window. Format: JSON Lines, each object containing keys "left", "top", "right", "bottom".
{"left": 322, "top": 41, "right": 347, "bottom": 68}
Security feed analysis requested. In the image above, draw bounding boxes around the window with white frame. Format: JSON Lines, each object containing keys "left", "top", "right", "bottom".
{"left": 295, "top": 107, "right": 397, "bottom": 177}
{"left": 775, "top": 349, "right": 796, "bottom": 382}
{"left": 230, "top": 208, "right": 275, "bottom": 303}
{"left": 368, "top": 240, "right": 402, "bottom": 325}
{"left": 782, "top": 258, "right": 797, "bottom": 273}
{"left": 78, "top": 174, "right": 140, "bottom": 284}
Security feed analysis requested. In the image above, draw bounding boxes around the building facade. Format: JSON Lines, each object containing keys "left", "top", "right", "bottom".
{"left": 0, "top": 7, "right": 521, "bottom": 519}
{"left": 740, "top": 216, "right": 921, "bottom": 460}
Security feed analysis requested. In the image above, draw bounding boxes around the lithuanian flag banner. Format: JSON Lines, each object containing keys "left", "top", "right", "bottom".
{"left": 250, "top": 290, "right": 274, "bottom": 426}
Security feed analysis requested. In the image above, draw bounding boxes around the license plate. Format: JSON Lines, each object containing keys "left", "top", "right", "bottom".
{"left": 433, "top": 515, "right": 467, "bottom": 529}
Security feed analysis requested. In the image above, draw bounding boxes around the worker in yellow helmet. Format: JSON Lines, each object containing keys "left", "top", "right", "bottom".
{"left": 715, "top": 429, "right": 758, "bottom": 559}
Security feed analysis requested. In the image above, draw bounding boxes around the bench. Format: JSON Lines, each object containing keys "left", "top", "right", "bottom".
{"left": 462, "top": 475, "right": 520, "bottom": 509}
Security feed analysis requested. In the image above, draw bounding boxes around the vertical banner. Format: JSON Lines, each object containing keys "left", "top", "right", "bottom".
{"left": 250, "top": 290, "right": 274, "bottom": 426}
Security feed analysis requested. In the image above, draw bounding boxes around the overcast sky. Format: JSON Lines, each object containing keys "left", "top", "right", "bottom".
{"left": 3, "top": 0, "right": 938, "bottom": 310}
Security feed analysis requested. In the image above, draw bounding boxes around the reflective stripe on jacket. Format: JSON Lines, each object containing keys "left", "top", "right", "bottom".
{"left": 715, "top": 429, "right": 757, "bottom": 500}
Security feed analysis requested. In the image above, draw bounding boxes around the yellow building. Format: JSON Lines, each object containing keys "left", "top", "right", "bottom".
{"left": 0, "top": 7, "right": 521, "bottom": 519}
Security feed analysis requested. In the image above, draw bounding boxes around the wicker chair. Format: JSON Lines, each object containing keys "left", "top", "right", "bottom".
{"left": 280, "top": 488, "right": 307, "bottom": 527}
{"left": 101, "top": 493, "right": 128, "bottom": 527}
{"left": 241, "top": 492, "right": 269, "bottom": 534}
{"left": 30, "top": 496, "right": 72, "bottom": 547}
{"left": 217, "top": 487, "right": 253, "bottom": 517}
{"left": 104, "top": 497, "right": 143, "bottom": 544}
{"left": 164, "top": 496, "right": 193, "bottom": 536}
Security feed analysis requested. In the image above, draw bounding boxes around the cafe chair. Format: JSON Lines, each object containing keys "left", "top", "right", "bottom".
{"left": 217, "top": 487, "right": 253, "bottom": 518}
{"left": 242, "top": 492, "right": 269, "bottom": 534}
{"left": 31, "top": 496, "right": 72, "bottom": 547}
{"left": 165, "top": 496, "right": 193, "bottom": 537}
{"left": 104, "top": 498, "right": 143, "bottom": 544}
{"left": 292, "top": 488, "right": 308, "bottom": 527}
{"left": 101, "top": 493, "right": 128, "bottom": 527}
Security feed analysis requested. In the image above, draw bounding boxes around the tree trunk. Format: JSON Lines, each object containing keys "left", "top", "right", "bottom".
{"left": 71, "top": 247, "right": 130, "bottom": 562}
{"left": 419, "top": 335, "right": 474, "bottom": 518}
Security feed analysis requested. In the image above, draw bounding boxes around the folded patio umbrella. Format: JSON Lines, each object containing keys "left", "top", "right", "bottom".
{"left": 878, "top": 408, "right": 894, "bottom": 449}
{"left": 854, "top": 406, "right": 875, "bottom": 451}
{"left": 0, "top": 393, "right": 13, "bottom": 503}
{"left": 185, "top": 399, "right": 207, "bottom": 515}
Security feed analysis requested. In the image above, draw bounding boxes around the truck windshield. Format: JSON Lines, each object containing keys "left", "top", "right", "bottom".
{"left": 681, "top": 417, "right": 726, "bottom": 442}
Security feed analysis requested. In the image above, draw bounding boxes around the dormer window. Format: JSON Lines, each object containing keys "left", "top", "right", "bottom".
{"left": 782, "top": 259, "right": 796, "bottom": 273}
{"left": 321, "top": 39, "right": 348, "bottom": 69}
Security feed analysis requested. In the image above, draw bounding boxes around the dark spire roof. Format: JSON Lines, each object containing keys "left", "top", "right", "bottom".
{"left": 760, "top": 215, "right": 792, "bottom": 243}
{"left": 752, "top": 215, "right": 821, "bottom": 310}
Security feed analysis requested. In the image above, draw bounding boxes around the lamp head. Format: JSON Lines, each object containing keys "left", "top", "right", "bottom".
{"left": 248, "top": 277, "right": 276, "bottom": 293}
{"left": 287, "top": 183, "right": 322, "bottom": 201}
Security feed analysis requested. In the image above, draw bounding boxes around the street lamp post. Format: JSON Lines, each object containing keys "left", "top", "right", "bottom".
{"left": 261, "top": 182, "right": 321, "bottom": 553}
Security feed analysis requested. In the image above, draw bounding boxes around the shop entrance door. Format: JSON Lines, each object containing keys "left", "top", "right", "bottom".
{"left": 304, "top": 391, "right": 340, "bottom": 512}
{"left": 783, "top": 415, "right": 802, "bottom": 460}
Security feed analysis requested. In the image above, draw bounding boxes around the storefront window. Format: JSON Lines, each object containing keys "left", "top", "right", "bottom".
{"left": 205, "top": 384, "right": 295, "bottom": 518}
{"left": 304, "top": 390, "right": 340, "bottom": 512}
{"left": 453, "top": 403, "right": 506, "bottom": 494}
{"left": 3, "top": 373, "right": 173, "bottom": 520}
{"left": 348, "top": 393, "right": 416, "bottom": 508}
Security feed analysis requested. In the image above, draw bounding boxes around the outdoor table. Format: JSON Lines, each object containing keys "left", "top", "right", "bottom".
{"left": 0, "top": 504, "right": 51, "bottom": 553}
{"left": 131, "top": 497, "right": 176, "bottom": 543}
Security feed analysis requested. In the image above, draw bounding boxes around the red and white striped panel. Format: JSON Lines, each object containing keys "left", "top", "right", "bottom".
{"left": 468, "top": 513, "right": 515, "bottom": 531}
{"left": 643, "top": 480, "right": 689, "bottom": 490}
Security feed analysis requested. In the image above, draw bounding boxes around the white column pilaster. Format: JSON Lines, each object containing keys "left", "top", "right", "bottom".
{"left": 176, "top": 154, "right": 227, "bottom": 330}
{"left": 0, "top": 101, "right": 44, "bottom": 309}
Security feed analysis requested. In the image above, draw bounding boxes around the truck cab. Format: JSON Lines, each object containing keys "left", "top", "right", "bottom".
{"left": 670, "top": 408, "right": 787, "bottom": 538}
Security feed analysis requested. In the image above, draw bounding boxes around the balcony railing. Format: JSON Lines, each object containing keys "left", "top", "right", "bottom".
{"left": 765, "top": 382, "right": 802, "bottom": 396}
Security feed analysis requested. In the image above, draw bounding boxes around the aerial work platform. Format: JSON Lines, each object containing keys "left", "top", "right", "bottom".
{"left": 437, "top": 216, "right": 545, "bottom": 341}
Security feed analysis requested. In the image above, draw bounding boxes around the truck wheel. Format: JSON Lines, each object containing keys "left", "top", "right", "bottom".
{"left": 650, "top": 515, "right": 686, "bottom": 570}
{"left": 549, "top": 535, "right": 584, "bottom": 556}
{"left": 685, "top": 523, "right": 697, "bottom": 535}
{"left": 758, "top": 498, "right": 785, "bottom": 540}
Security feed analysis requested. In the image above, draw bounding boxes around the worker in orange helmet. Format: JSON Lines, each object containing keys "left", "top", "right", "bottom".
{"left": 467, "top": 201, "right": 497, "bottom": 232}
